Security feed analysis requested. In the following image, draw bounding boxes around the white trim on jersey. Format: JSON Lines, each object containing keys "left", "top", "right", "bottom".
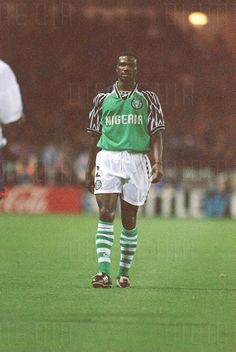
{"left": 87, "top": 93, "right": 107, "bottom": 135}
{"left": 140, "top": 90, "right": 165, "bottom": 135}
{"left": 87, "top": 83, "right": 165, "bottom": 136}
{"left": 114, "top": 81, "right": 137, "bottom": 99}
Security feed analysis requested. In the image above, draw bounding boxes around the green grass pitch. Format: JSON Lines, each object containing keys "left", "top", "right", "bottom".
{"left": 0, "top": 214, "right": 235, "bottom": 352}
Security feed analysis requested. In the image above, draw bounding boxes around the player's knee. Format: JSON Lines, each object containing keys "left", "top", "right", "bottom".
{"left": 99, "top": 207, "right": 115, "bottom": 223}
{"left": 123, "top": 220, "right": 136, "bottom": 230}
{"left": 122, "top": 214, "right": 137, "bottom": 230}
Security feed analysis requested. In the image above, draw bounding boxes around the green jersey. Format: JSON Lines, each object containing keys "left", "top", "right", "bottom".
{"left": 87, "top": 82, "right": 165, "bottom": 153}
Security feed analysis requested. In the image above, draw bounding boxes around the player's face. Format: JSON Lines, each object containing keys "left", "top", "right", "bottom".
{"left": 116, "top": 56, "right": 137, "bottom": 83}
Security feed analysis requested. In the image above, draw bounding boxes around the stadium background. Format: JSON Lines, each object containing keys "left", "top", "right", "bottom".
{"left": 0, "top": 0, "right": 236, "bottom": 217}
{"left": 0, "top": 2, "right": 236, "bottom": 352}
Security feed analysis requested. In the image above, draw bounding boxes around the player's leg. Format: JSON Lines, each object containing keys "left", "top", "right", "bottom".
{"left": 92, "top": 193, "right": 119, "bottom": 288}
{"left": 116, "top": 199, "right": 138, "bottom": 288}
{"left": 120, "top": 198, "right": 138, "bottom": 230}
{"left": 0, "top": 152, "right": 6, "bottom": 199}
{"left": 91, "top": 150, "right": 122, "bottom": 287}
{"left": 116, "top": 153, "right": 151, "bottom": 288}
{"left": 96, "top": 193, "right": 119, "bottom": 223}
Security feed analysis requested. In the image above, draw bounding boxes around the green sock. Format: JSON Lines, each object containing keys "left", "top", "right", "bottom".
{"left": 117, "top": 227, "right": 138, "bottom": 278}
{"left": 96, "top": 220, "right": 114, "bottom": 275}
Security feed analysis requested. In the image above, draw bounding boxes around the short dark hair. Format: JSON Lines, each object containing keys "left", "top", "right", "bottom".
{"left": 117, "top": 53, "right": 137, "bottom": 62}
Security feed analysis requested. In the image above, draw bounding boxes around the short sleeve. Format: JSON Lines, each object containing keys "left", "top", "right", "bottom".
{"left": 0, "top": 61, "right": 23, "bottom": 124}
{"left": 146, "top": 91, "right": 165, "bottom": 135}
{"left": 87, "top": 93, "right": 106, "bottom": 135}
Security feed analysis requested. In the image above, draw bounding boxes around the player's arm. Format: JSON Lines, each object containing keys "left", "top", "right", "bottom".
{"left": 150, "top": 131, "right": 163, "bottom": 183}
{"left": 85, "top": 93, "right": 104, "bottom": 193}
{"left": 145, "top": 90, "right": 165, "bottom": 183}
{"left": 85, "top": 134, "right": 100, "bottom": 194}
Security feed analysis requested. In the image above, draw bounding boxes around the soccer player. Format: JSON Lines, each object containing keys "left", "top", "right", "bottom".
{"left": 86, "top": 54, "right": 165, "bottom": 288}
{"left": 0, "top": 59, "right": 24, "bottom": 199}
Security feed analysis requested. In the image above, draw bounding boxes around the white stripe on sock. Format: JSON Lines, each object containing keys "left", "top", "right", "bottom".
{"left": 97, "top": 248, "right": 111, "bottom": 255}
{"left": 121, "top": 234, "right": 138, "bottom": 241}
{"left": 120, "top": 240, "right": 137, "bottom": 246}
{"left": 120, "top": 246, "right": 136, "bottom": 252}
{"left": 98, "top": 257, "right": 110, "bottom": 263}
{"left": 96, "top": 239, "right": 113, "bottom": 246}
{"left": 97, "top": 233, "right": 114, "bottom": 239}
{"left": 120, "top": 255, "right": 133, "bottom": 261}
{"left": 98, "top": 224, "right": 114, "bottom": 231}
{"left": 120, "top": 262, "right": 131, "bottom": 268}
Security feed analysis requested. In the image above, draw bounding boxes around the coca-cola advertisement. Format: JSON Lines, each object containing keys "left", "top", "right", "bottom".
{"left": 0, "top": 186, "right": 82, "bottom": 214}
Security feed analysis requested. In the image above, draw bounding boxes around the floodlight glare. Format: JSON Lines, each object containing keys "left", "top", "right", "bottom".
{"left": 188, "top": 12, "right": 208, "bottom": 26}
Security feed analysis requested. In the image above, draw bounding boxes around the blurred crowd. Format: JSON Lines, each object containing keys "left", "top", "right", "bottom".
{"left": 0, "top": 2, "right": 235, "bottom": 165}
{"left": 2, "top": 140, "right": 235, "bottom": 188}
{"left": 1, "top": 140, "right": 234, "bottom": 217}
{"left": 0, "top": 2, "right": 235, "bottom": 217}
{"left": 3, "top": 141, "right": 77, "bottom": 186}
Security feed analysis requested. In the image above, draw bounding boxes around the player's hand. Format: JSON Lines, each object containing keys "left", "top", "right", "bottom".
{"left": 150, "top": 162, "right": 163, "bottom": 183}
{"left": 85, "top": 173, "right": 95, "bottom": 194}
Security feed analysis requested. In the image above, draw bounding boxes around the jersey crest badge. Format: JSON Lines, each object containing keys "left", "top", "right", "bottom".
{"left": 95, "top": 179, "right": 102, "bottom": 190}
{"left": 131, "top": 98, "right": 143, "bottom": 110}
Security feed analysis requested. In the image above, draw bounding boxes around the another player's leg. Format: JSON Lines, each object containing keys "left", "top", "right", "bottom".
{"left": 0, "top": 155, "right": 7, "bottom": 200}
{"left": 117, "top": 199, "right": 139, "bottom": 288}
{"left": 92, "top": 193, "right": 119, "bottom": 288}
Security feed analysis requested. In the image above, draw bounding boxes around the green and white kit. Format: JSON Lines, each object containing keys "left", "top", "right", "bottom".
{"left": 87, "top": 82, "right": 165, "bottom": 205}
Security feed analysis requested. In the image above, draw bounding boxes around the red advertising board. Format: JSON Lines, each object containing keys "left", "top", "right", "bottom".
{"left": 0, "top": 185, "right": 82, "bottom": 214}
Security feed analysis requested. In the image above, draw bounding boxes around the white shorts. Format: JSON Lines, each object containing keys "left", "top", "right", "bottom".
{"left": 94, "top": 150, "right": 152, "bottom": 206}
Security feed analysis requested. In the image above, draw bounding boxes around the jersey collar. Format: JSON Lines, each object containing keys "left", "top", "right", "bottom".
{"left": 114, "top": 81, "right": 138, "bottom": 99}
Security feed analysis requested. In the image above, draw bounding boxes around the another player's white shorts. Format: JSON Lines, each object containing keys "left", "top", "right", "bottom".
{"left": 94, "top": 150, "right": 152, "bottom": 206}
